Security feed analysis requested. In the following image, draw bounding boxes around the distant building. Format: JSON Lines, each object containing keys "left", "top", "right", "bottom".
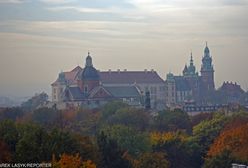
{"left": 51, "top": 52, "right": 166, "bottom": 109}
{"left": 217, "top": 81, "right": 245, "bottom": 104}
{"left": 165, "top": 43, "right": 215, "bottom": 107}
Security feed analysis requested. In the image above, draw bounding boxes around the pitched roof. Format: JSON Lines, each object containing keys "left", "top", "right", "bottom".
{"left": 52, "top": 67, "right": 165, "bottom": 86}
{"left": 104, "top": 86, "right": 141, "bottom": 98}
{"left": 52, "top": 66, "right": 83, "bottom": 85}
{"left": 100, "top": 71, "right": 165, "bottom": 84}
{"left": 174, "top": 76, "right": 191, "bottom": 91}
{"left": 67, "top": 86, "right": 86, "bottom": 100}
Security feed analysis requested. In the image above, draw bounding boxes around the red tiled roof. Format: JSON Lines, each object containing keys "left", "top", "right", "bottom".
{"left": 100, "top": 71, "right": 165, "bottom": 84}
{"left": 51, "top": 66, "right": 83, "bottom": 85}
{"left": 52, "top": 67, "right": 165, "bottom": 86}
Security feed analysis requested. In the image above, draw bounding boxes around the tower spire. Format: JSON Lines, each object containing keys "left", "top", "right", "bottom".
{"left": 190, "top": 50, "right": 193, "bottom": 66}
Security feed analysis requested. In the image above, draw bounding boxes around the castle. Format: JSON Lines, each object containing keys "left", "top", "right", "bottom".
{"left": 165, "top": 43, "right": 215, "bottom": 107}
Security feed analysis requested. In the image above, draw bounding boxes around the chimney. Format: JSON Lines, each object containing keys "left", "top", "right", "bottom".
{"left": 124, "top": 69, "right": 127, "bottom": 72}
{"left": 108, "top": 69, "right": 111, "bottom": 74}
{"left": 117, "top": 69, "right": 120, "bottom": 73}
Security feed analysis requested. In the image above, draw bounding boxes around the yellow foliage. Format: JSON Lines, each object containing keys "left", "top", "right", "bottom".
{"left": 150, "top": 132, "right": 187, "bottom": 145}
{"left": 52, "top": 153, "right": 96, "bottom": 168}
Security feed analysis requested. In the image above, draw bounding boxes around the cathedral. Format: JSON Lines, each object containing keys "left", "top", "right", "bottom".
{"left": 165, "top": 43, "right": 215, "bottom": 107}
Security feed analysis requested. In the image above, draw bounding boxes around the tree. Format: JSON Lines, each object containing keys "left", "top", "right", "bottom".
{"left": 135, "top": 152, "right": 169, "bottom": 168}
{"left": 190, "top": 112, "right": 213, "bottom": 127}
{"left": 97, "top": 131, "right": 132, "bottom": 168}
{"left": 0, "top": 120, "right": 19, "bottom": 152}
{"left": 48, "top": 129, "right": 82, "bottom": 159}
{"left": 0, "top": 140, "right": 12, "bottom": 162}
{"left": 104, "top": 107, "right": 150, "bottom": 131}
{"left": 203, "top": 150, "right": 234, "bottom": 168}
{"left": 192, "top": 113, "right": 228, "bottom": 153}
{"left": 52, "top": 153, "right": 96, "bottom": 168}
{"left": 100, "top": 101, "right": 128, "bottom": 120}
{"left": 21, "top": 92, "right": 48, "bottom": 110}
{"left": 153, "top": 109, "right": 192, "bottom": 133}
{"left": 0, "top": 107, "right": 24, "bottom": 121}
{"left": 100, "top": 125, "right": 151, "bottom": 156}
{"left": 207, "top": 123, "right": 248, "bottom": 162}
{"left": 32, "top": 107, "right": 59, "bottom": 125}
{"left": 153, "top": 132, "right": 202, "bottom": 168}
{"left": 15, "top": 123, "right": 50, "bottom": 162}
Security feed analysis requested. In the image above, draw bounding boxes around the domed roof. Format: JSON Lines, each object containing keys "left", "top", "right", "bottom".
{"left": 80, "top": 52, "right": 99, "bottom": 80}
{"left": 81, "top": 66, "right": 100, "bottom": 80}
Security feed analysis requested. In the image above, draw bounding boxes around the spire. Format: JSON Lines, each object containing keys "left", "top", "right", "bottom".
{"left": 204, "top": 41, "right": 210, "bottom": 54}
{"left": 190, "top": 51, "right": 193, "bottom": 66}
{"left": 85, "top": 51, "right": 93, "bottom": 67}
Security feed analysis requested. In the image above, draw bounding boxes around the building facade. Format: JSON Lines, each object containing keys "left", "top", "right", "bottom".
{"left": 51, "top": 52, "right": 166, "bottom": 109}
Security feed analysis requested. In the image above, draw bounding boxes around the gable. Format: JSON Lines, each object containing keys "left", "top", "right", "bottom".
{"left": 89, "top": 86, "right": 112, "bottom": 99}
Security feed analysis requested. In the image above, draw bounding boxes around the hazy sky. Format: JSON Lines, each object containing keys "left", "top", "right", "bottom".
{"left": 0, "top": 0, "right": 248, "bottom": 97}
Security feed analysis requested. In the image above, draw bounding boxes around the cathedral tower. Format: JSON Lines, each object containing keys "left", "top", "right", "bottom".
{"left": 200, "top": 42, "right": 215, "bottom": 91}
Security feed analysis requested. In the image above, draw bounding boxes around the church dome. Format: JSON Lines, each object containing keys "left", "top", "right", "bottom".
{"left": 81, "top": 66, "right": 99, "bottom": 80}
{"left": 80, "top": 52, "right": 100, "bottom": 80}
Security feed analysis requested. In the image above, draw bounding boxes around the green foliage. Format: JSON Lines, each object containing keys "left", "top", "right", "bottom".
{"left": 0, "top": 120, "right": 19, "bottom": 152}
{"left": 101, "top": 101, "right": 128, "bottom": 120}
{"left": 15, "top": 123, "right": 50, "bottom": 162}
{"left": 203, "top": 150, "right": 234, "bottom": 168}
{"left": 48, "top": 129, "right": 82, "bottom": 159}
{"left": 153, "top": 132, "right": 202, "bottom": 168}
{"left": 100, "top": 125, "right": 151, "bottom": 156}
{"left": 192, "top": 113, "right": 228, "bottom": 153}
{"left": 135, "top": 152, "right": 169, "bottom": 168}
{"left": 32, "top": 107, "right": 59, "bottom": 125}
{"left": 104, "top": 107, "right": 150, "bottom": 131}
{"left": 97, "top": 131, "right": 132, "bottom": 168}
{"left": 153, "top": 109, "right": 192, "bottom": 133}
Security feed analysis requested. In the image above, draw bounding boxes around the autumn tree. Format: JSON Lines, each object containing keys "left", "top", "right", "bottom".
{"left": 207, "top": 123, "right": 248, "bottom": 162}
{"left": 0, "top": 140, "right": 12, "bottom": 162}
{"left": 192, "top": 113, "right": 228, "bottom": 153}
{"left": 135, "top": 152, "right": 169, "bottom": 168}
{"left": 152, "top": 132, "right": 202, "bottom": 168}
{"left": 52, "top": 153, "right": 96, "bottom": 168}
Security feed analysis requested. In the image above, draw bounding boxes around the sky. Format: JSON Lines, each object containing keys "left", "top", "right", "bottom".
{"left": 0, "top": 0, "right": 248, "bottom": 97}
